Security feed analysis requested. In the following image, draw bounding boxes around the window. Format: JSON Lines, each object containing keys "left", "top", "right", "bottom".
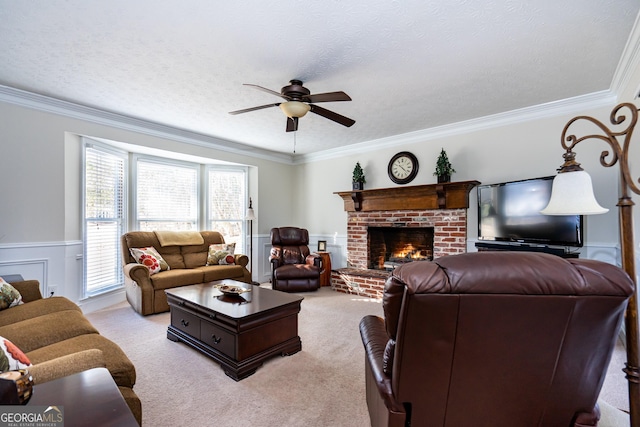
{"left": 83, "top": 141, "right": 248, "bottom": 298}
{"left": 135, "top": 158, "right": 198, "bottom": 231}
{"left": 83, "top": 143, "right": 126, "bottom": 296}
{"left": 207, "top": 168, "right": 246, "bottom": 248}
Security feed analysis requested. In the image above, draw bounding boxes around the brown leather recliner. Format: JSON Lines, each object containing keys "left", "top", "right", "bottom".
{"left": 360, "top": 251, "right": 634, "bottom": 427}
{"left": 269, "top": 227, "right": 321, "bottom": 292}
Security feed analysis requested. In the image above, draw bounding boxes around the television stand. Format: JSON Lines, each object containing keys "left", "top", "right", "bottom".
{"left": 475, "top": 242, "right": 579, "bottom": 258}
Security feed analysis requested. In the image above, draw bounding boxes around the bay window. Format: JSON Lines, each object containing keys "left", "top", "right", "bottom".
{"left": 83, "top": 140, "right": 248, "bottom": 297}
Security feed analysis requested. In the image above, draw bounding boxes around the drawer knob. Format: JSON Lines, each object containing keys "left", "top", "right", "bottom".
{"left": 181, "top": 319, "right": 189, "bottom": 327}
{"left": 211, "top": 335, "right": 222, "bottom": 344}
{"left": 178, "top": 301, "right": 185, "bottom": 306}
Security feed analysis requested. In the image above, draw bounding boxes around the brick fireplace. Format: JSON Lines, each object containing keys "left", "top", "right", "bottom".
{"left": 331, "top": 181, "right": 479, "bottom": 299}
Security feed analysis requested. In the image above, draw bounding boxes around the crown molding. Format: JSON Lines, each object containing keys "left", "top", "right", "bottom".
{"left": 296, "top": 90, "right": 617, "bottom": 164}
{"left": 0, "top": 84, "right": 621, "bottom": 167}
{"left": 0, "top": 85, "right": 294, "bottom": 164}
{"left": 611, "top": 10, "right": 640, "bottom": 100}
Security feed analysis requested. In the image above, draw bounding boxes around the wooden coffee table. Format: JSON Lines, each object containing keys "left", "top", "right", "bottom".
{"left": 27, "top": 367, "right": 139, "bottom": 427}
{"left": 165, "top": 280, "right": 304, "bottom": 381}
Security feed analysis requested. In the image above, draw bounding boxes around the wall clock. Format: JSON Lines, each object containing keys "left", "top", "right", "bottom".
{"left": 388, "top": 151, "right": 419, "bottom": 184}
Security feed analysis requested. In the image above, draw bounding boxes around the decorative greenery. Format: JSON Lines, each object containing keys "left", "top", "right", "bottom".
{"left": 352, "top": 162, "right": 366, "bottom": 183}
{"left": 433, "top": 148, "right": 456, "bottom": 177}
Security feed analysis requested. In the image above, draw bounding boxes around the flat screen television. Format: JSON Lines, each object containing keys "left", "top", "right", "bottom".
{"left": 477, "top": 176, "right": 583, "bottom": 247}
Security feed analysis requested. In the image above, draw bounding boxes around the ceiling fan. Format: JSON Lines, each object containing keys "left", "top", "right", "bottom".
{"left": 229, "top": 80, "right": 355, "bottom": 132}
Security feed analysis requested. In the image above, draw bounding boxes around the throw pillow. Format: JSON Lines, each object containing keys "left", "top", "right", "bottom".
{"left": 130, "top": 247, "right": 170, "bottom": 275}
{"left": 0, "top": 336, "right": 31, "bottom": 372}
{"left": 0, "top": 278, "right": 23, "bottom": 311}
{"left": 206, "top": 243, "right": 236, "bottom": 266}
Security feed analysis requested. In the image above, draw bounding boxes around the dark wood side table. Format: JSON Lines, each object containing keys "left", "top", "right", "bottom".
{"left": 316, "top": 252, "right": 332, "bottom": 286}
{"left": 166, "top": 280, "right": 304, "bottom": 381}
{"left": 26, "top": 367, "right": 139, "bottom": 427}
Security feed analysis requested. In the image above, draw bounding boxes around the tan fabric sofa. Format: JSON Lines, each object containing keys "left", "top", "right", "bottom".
{"left": 0, "top": 279, "right": 141, "bottom": 425}
{"left": 121, "top": 231, "right": 251, "bottom": 316}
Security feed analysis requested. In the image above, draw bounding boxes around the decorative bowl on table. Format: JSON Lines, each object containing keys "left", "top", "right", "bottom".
{"left": 215, "top": 284, "right": 251, "bottom": 296}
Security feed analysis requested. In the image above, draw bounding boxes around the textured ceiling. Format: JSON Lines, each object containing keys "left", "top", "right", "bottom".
{"left": 1, "top": 0, "right": 638, "bottom": 157}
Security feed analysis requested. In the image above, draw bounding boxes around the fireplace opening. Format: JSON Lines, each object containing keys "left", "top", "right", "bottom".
{"left": 368, "top": 226, "right": 434, "bottom": 270}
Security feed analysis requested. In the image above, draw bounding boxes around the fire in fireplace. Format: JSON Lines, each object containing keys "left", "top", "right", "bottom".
{"left": 368, "top": 226, "right": 434, "bottom": 270}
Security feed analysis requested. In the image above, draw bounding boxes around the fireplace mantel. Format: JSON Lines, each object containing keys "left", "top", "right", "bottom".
{"left": 334, "top": 180, "right": 480, "bottom": 212}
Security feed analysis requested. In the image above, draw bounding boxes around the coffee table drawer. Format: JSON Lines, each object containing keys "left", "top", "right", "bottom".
{"left": 171, "top": 307, "right": 201, "bottom": 337}
{"left": 201, "top": 321, "right": 235, "bottom": 358}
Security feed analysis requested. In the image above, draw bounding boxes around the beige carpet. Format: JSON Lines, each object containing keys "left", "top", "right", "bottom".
{"left": 87, "top": 287, "right": 382, "bottom": 426}
{"left": 86, "top": 287, "right": 631, "bottom": 427}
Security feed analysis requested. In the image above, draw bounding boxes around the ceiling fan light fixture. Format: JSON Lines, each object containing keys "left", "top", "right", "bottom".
{"left": 280, "top": 101, "right": 311, "bottom": 118}
{"left": 231, "top": 81, "right": 355, "bottom": 131}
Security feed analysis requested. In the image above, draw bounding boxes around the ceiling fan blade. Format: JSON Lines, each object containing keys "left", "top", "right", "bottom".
{"left": 286, "top": 117, "right": 299, "bottom": 132}
{"left": 244, "top": 84, "right": 290, "bottom": 100}
{"left": 229, "top": 103, "right": 280, "bottom": 115}
{"left": 309, "top": 104, "right": 355, "bottom": 127}
{"left": 303, "top": 91, "right": 352, "bottom": 103}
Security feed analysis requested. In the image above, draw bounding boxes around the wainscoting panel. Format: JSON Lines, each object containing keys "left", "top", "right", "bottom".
{"left": 309, "top": 234, "right": 347, "bottom": 270}
{"left": 0, "top": 240, "right": 83, "bottom": 301}
{"left": 0, "top": 258, "right": 47, "bottom": 294}
{"left": 258, "top": 239, "right": 271, "bottom": 283}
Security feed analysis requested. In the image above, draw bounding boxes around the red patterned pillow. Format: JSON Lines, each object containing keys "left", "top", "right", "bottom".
{"left": 0, "top": 336, "right": 31, "bottom": 372}
{"left": 206, "top": 243, "right": 236, "bottom": 266}
{"left": 130, "top": 247, "right": 169, "bottom": 275}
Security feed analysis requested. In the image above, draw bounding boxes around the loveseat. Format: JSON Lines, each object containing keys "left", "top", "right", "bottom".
{"left": 0, "top": 278, "right": 141, "bottom": 424}
{"left": 360, "top": 252, "right": 634, "bottom": 427}
{"left": 121, "top": 230, "right": 251, "bottom": 315}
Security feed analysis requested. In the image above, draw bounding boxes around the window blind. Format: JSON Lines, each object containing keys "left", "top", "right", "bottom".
{"left": 84, "top": 145, "right": 126, "bottom": 296}
{"left": 136, "top": 159, "right": 198, "bottom": 231}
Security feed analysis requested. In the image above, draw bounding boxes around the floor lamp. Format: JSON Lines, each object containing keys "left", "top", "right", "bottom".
{"left": 541, "top": 102, "right": 640, "bottom": 426}
{"left": 245, "top": 197, "right": 257, "bottom": 284}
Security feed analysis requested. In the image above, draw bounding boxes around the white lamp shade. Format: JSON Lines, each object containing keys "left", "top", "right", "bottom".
{"left": 245, "top": 208, "right": 256, "bottom": 221}
{"left": 540, "top": 170, "right": 609, "bottom": 215}
{"left": 279, "top": 101, "right": 311, "bottom": 118}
